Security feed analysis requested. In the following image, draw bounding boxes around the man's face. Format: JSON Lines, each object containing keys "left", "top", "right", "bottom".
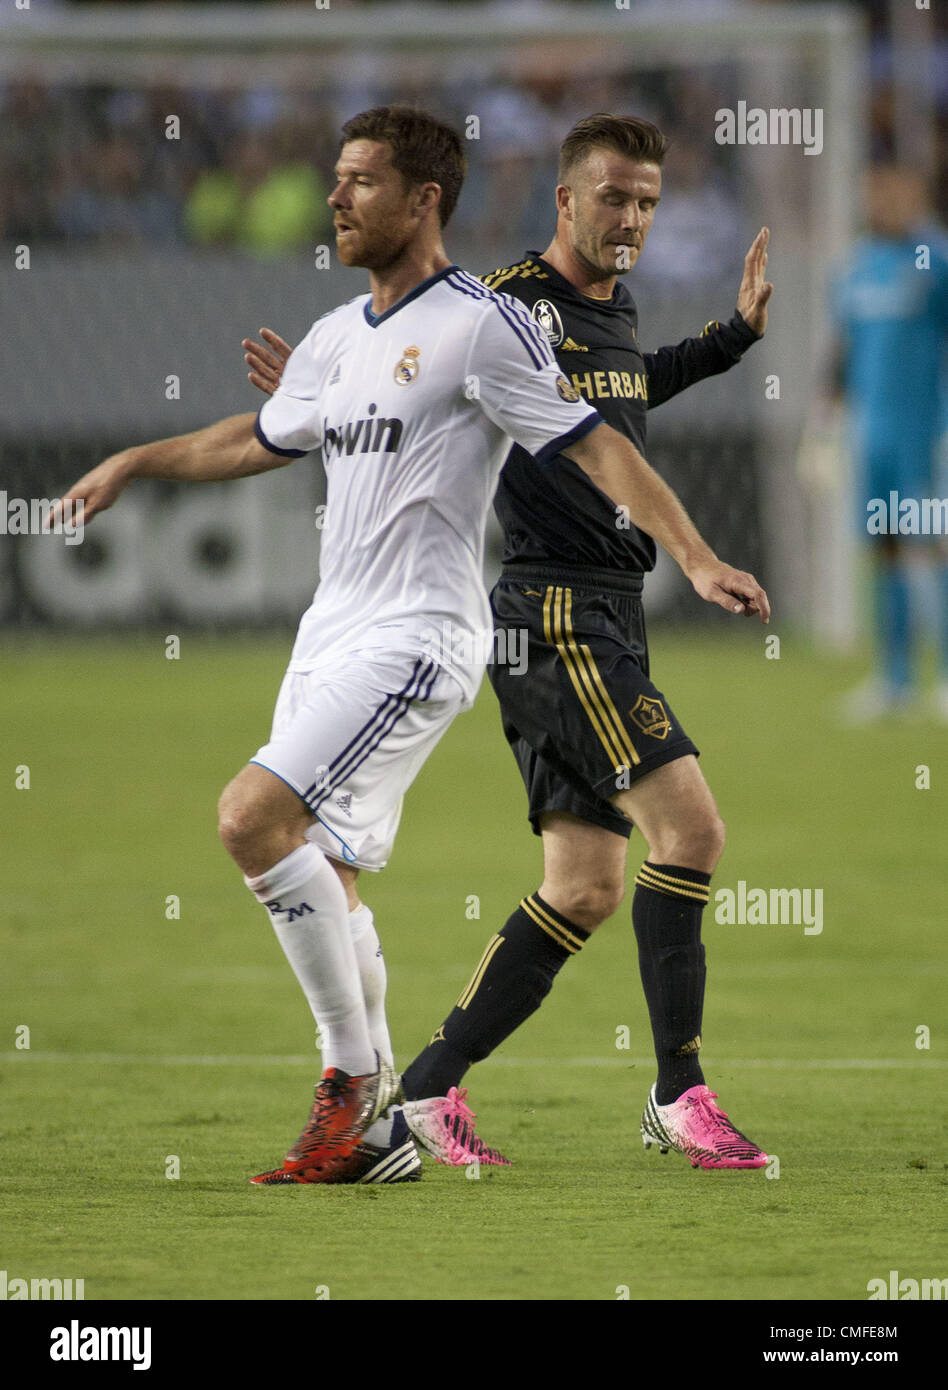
{"left": 864, "top": 166, "right": 925, "bottom": 240}
{"left": 328, "top": 139, "right": 426, "bottom": 269}
{"left": 558, "top": 149, "right": 662, "bottom": 281}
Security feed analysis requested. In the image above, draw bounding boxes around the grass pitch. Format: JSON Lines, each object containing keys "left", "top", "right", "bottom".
{"left": 2, "top": 626, "right": 945, "bottom": 1302}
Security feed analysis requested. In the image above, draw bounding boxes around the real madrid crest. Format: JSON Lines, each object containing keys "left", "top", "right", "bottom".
{"left": 532, "top": 299, "right": 564, "bottom": 347}
{"left": 394, "top": 345, "right": 421, "bottom": 386}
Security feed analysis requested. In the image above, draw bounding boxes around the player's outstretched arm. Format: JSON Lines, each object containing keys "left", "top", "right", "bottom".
{"left": 563, "top": 422, "right": 770, "bottom": 622}
{"left": 47, "top": 412, "right": 292, "bottom": 529}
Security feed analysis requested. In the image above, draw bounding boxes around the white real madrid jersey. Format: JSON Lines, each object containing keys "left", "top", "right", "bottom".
{"left": 256, "top": 264, "right": 600, "bottom": 701}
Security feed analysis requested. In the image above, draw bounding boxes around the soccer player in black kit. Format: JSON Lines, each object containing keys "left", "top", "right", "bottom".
{"left": 244, "top": 114, "right": 774, "bottom": 1173}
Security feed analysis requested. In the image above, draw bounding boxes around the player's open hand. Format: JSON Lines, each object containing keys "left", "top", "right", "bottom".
{"left": 44, "top": 454, "right": 134, "bottom": 531}
{"left": 242, "top": 328, "right": 291, "bottom": 396}
{"left": 736, "top": 227, "right": 774, "bottom": 336}
{"left": 689, "top": 559, "right": 771, "bottom": 623}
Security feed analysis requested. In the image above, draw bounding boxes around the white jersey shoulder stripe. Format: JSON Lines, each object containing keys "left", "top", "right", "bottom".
{"left": 444, "top": 269, "right": 554, "bottom": 371}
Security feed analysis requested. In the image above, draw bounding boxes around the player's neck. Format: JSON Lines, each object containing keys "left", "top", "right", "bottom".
{"left": 540, "top": 238, "right": 616, "bottom": 301}
{"left": 368, "top": 242, "right": 453, "bottom": 317}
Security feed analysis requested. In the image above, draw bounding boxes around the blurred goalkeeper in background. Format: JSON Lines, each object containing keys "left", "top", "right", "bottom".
{"left": 830, "top": 165, "right": 948, "bottom": 724}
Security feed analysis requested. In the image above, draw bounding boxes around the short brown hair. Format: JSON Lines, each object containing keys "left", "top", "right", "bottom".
{"left": 558, "top": 114, "right": 669, "bottom": 184}
{"left": 340, "top": 105, "right": 466, "bottom": 227}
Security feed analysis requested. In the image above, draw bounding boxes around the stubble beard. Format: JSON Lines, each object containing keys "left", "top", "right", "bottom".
{"left": 572, "top": 227, "right": 638, "bottom": 282}
{"left": 337, "top": 222, "right": 412, "bottom": 272}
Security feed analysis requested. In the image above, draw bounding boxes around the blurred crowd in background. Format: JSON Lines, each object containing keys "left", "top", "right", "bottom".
{"left": 1, "top": 1, "right": 944, "bottom": 269}
{"left": 0, "top": 67, "right": 751, "bottom": 283}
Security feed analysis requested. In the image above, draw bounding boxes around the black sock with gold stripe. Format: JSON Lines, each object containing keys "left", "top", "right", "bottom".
{"left": 632, "top": 861, "right": 711, "bottom": 1106}
{"left": 401, "top": 893, "right": 588, "bottom": 1101}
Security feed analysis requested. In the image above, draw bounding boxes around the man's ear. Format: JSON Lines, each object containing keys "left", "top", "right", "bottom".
{"left": 415, "top": 181, "right": 443, "bottom": 221}
{"left": 555, "top": 183, "right": 573, "bottom": 221}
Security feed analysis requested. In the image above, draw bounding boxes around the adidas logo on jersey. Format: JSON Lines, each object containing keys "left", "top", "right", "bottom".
{"left": 335, "top": 792, "right": 353, "bottom": 818}
{"left": 322, "top": 403, "right": 404, "bottom": 462}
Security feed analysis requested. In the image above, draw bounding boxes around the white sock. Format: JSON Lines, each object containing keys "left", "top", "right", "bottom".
{"left": 349, "top": 903, "right": 394, "bottom": 1069}
{"left": 245, "top": 842, "right": 375, "bottom": 1076}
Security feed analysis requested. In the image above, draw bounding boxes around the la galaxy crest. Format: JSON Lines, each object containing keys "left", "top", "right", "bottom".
{"left": 394, "top": 345, "right": 421, "bottom": 385}
{"left": 532, "top": 299, "right": 564, "bottom": 348}
{"left": 629, "top": 694, "right": 671, "bottom": 740}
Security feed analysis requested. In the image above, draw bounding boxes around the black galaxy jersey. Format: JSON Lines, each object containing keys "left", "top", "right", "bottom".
{"left": 482, "top": 252, "right": 760, "bottom": 573}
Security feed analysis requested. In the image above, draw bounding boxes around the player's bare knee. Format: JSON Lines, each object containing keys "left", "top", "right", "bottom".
{"left": 648, "top": 810, "right": 725, "bottom": 874}
{"left": 217, "top": 781, "right": 276, "bottom": 860}
{"left": 217, "top": 789, "right": 258, "bottom": 860}
{"left": 697, "top": 809, "right": 726, "bottom": 870}
{"left": 550, "top": 877, "right": 625, "bottom": 930}
{"left": 689, "top": 810, "right": 726, "bottom": 871}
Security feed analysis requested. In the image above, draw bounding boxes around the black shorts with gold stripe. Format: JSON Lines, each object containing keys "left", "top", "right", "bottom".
{"left": 487, "top": 565, "right": 699, "bottom": 838}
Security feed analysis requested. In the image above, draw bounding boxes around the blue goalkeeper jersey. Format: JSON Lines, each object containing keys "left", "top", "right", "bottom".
{"left": 833, "top": 230, "right": 948, "bottom": 450}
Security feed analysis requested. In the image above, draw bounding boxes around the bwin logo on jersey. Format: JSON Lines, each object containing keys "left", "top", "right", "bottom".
{"left": 322, "top": 403, "right": 404, "bottom": 461}
{"left": 531, "top": 299, "right": 564, "bottom": 348}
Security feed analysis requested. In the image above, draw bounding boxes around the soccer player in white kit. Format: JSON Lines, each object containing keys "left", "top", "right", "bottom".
{"left": 55, "top": 106, "right": 768, "bottom": 1186}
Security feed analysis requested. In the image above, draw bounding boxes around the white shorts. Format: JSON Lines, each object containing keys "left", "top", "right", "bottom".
{"left": 251, "top": 647, "right": 466, "bottom": 871}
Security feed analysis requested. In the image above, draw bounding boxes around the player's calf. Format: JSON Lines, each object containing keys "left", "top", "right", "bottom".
{"left": 402, "top": 891, "right": 590, "bottom": 1101}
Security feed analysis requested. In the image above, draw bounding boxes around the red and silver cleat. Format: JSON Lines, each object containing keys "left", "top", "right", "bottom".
{"left": 250, "top": 1054, "right": 400, "bottom": 1185}
{"left": 251, "top": 1107, "right": 421, "bottom": 1185}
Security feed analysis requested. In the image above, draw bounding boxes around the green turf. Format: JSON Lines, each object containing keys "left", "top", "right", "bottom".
{"left": 2, "top": 628, "right": 945, "bottom": 1301}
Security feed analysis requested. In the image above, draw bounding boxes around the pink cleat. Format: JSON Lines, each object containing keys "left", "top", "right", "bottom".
{"left": 641, "top": 1083, "right": 768, "bottom": 1169}
{"left": 402, "top": 1086, "right": 511, "bottom": 1167}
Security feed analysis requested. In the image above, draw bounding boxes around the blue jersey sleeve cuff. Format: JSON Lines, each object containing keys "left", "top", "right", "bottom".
{"left": 254, "top": 410, "right": 309, "bottom": 459}
{"left": 533, "top": 410, "right": 602, "bottom": 466}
